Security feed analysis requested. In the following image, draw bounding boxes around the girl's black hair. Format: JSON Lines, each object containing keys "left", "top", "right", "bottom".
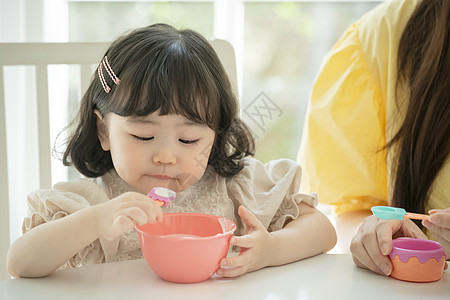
{"left": 63, "top": 23, "right": 254, "bottom": 177}
{"left": 389, "top": 0, "right": 449, "bottom": 217}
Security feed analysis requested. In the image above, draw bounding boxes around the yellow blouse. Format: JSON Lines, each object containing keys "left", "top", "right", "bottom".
{"left": 298, "top": 0, "right": 449, "bottom": 216}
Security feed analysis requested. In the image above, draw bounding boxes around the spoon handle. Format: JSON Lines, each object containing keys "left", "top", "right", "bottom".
{"left": 405, "top": 212, "right": 429, "bottom": 221}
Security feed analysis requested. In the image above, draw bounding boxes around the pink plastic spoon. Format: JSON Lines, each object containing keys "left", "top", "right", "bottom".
{"left": 147, "top": 187, "right": 176, "bottom": 207}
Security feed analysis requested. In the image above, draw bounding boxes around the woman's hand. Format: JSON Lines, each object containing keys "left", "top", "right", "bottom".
{"left": 93, "top": 191, "right": 163, "bottom": 239}
{"left": 423, "top": 207, "right": 450, "bottom": 258}
{"left": 349, "top": 215, "right": 427, "bottom": 276}
{"left": 217, "top": 206, "right": 275, "bottom": 277}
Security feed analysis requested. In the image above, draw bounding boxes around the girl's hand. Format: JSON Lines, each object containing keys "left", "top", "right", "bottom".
{"left": 217, "top": 206, "right": 275, "bottom": 277}
{"left": 93, "top": 191, "right": 163, "bottom": 239}
{"left": 349, "top": 214, "right": 427, "bottom": 276}
{"left": 423, "top": 207, "right": 450, "bottom": 258}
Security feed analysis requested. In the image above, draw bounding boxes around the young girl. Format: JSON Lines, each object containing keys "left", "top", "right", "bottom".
{"left": 7, "top": 23, "right": 336, "bottom": 278}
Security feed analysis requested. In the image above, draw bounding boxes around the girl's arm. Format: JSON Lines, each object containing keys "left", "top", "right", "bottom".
{"left": 7, "top": 192, "right": 162, "bottom": 278}
{"left": 217, "top": 202, "right": 337, "bottom": 277}
{"left": 7, "top": 207, "right": 99, "bottom": 278}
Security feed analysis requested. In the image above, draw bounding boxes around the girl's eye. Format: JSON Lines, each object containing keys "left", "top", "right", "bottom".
{"left": 132, "top": 135, "right": 154, "bottom": 141}
{"left": 179, "top": 138, "right": 199, "bottom": 145}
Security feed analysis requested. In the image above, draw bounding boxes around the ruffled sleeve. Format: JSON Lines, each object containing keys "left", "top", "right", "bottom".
{"left": 226, "top": 157, "right": 317, "bottom": 233}
{"left": 23, "top": 179, "right": 112, "bottom": 269}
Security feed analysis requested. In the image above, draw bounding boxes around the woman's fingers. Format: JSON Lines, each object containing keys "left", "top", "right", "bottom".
{"left": 374, "top": 221, "right": 397, "bottom": 255}
{"left": 428, "top": 207, "right": 450, "bottom": 215}
{"left": 428, "top": 209, "right": 450, "bottom": 230}
{"left": 423, "top": 208, "right": 450, "bottom": 258}
{"left": 423, "top": 221, "right": 450, "bottom": 243}
{"left": 423, "top": 214, "right": 450, "bottom": 258}
{"left": 351, "top": 209, "right": 450, "bottom": 278}
{"left": 350, "top": 216, "right": 395, "bottom": 275}
{"left": 351, "top": 254, "right": 385, "bottom": 275}
{"left": 350, "top": 230, "right": 390, "bottom": 275}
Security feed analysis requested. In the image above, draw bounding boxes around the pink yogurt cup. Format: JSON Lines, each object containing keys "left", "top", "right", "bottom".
{"left": 389, "top": 238, "right": 446, "bottom": 282}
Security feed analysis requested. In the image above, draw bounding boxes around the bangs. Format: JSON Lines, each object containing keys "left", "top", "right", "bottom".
{"left": 108, "top": 39, "right": 222, "bottom": 130}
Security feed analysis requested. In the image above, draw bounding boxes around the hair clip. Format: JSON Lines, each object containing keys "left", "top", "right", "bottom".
{"left": 97, "top": 56, "right": 120, "bottom": 93}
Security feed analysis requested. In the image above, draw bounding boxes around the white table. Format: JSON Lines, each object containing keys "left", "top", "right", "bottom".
{"left": 0, "top": 254, "right": 448, "bottom": 300}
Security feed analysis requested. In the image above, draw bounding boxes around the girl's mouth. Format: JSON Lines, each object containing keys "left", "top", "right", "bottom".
{"left": 151, "top": 174, "right": 175, "bottom": 180}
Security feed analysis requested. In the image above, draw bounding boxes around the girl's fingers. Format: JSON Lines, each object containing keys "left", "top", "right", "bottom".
{"left": 113, "top": 215, "right": 135, "bottom": 232}
{"left": 115, "top": 207, "right": 148, "bottom": 226}
{"left": 217, "top": 265, "right": 247, "bottom": 277}
{"left": 238, "top": 206, "right": 264, "bottom": 232}
{"left": 220, "top": 251, "right": 248, "bottom": 268}
{"left": 218, "top": 248, "right": 251, "bottom": 277}
{"left": 230, "top": 235, "right": 253, "bottom": 248}
{"left": 125, "top": 198, "right": 163, "bottom": 223}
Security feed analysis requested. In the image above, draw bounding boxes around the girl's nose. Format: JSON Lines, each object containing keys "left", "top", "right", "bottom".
{"left": 152, "top": 149, "right": 176, "bottom": 165}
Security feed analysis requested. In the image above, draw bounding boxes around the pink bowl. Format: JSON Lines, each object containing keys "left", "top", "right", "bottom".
{"left": 135, "top": 213, "right": 236, "bottom": 283}
{"left": 389, "top": 238, "right": 446, "bottom": 282}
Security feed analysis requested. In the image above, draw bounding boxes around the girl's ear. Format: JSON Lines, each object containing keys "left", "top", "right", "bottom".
{"left": 94, "top": 110, "right": 110, "bottom": 151}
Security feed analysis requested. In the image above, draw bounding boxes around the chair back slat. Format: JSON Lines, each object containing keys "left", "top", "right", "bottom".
{"left": 35, "top": 65, "right": 52, "bottom": 189}
{"left": 0, "top": 66, "right": 11, "bottom": 281}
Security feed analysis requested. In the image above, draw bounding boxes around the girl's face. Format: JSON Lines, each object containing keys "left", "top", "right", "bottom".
{"left": 95, "top": 110, "right": 215, "bottom": 194}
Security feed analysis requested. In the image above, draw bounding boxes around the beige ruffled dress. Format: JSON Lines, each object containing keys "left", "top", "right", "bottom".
{"left": 23, "top": 157, "right": 317, "bottom": 269}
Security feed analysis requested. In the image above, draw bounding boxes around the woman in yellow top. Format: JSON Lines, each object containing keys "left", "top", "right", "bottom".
{"left": 298, "top": 0, "right": 449, "bottom": 276}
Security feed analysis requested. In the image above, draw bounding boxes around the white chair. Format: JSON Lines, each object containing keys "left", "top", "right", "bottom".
{"left": 0, "top": 40, "right": 237, "bottom": 280}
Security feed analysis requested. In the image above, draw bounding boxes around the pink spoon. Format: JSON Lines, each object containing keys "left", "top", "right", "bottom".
{"left": 147, "top": 187, "right": 176, "bottom": 207}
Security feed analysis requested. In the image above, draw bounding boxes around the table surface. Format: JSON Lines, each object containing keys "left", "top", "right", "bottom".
{"left": 0, "top": 254, "right": 448, "bottom": 300}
